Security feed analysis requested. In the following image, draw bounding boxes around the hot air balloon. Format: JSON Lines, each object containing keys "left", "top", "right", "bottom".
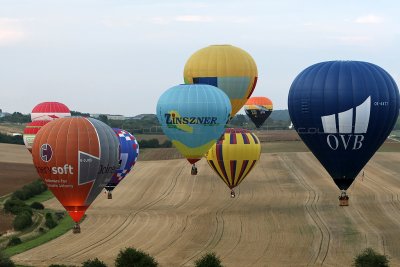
{"left": 32, "top": 117, "right": 119, "bottom": 233}
{"left": 23, "top": 121, "right": 48, "bottom": 153}
{"left": 184, "top": 45, "right": 258, "bottom": 118}
{"left": 244, "top": 97, "right": 273, "bottom": 128}
{"left": 205, "top": 128, "right": 261, "bottom": 197}
{"left": 105, "top": 128, "right": 139, "bottom": 199}
{"left": 288, "top": 61, "right": 399, "bottom": 205}
{"left": 31, "top": 101, "right": 71, "bottom": 121}
{"left": 157, "top": 84, "right": 231, "bottom": 174}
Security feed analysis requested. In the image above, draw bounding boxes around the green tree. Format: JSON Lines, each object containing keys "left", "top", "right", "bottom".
{"left": 0, "top": 133, "right": 24, "bottom": 145}
{"left": 195, "top": 252, "right": 224, "bottom": 267}
{"left": 0, "top": 112, "right": 30, "bottom": 123}
{"left": 115, "top": 247, "right": 158, "bottom": 267}
{"left": 7, "top": 236, "right": 22, "bottom": 247}
{"left": 353, "top": 247, "right": 389, "bottom": 267}
{"left": 30, "top": 201, "right": 45, "bottom": 210}
{"left": 70, "top": 110, "right": 90, "bottom": 117}
{"left": 98, "top": 115, "right": 109, "bottom": 125}
{"left": 13, "top": 212, "right": 33, "bottom": 231}
{"left": 0, "top": 250, "right": 15, "bottom": 267}
{"left": 82, "top": 258, "right": 107, "bottom": 267}
{"left": 45, "top": 213, "right": 58, "bottom": 229}
{"left": 4, "top": 198, "right": 32, "bottom": 215}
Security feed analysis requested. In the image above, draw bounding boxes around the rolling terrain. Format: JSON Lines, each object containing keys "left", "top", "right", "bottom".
{"left": 5, "top": 147, "right": 400, "bottom": 266}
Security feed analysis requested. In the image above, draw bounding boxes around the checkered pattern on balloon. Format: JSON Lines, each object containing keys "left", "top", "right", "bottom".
{"left": 106, "top": 129, "right": 139, "bottom": 191}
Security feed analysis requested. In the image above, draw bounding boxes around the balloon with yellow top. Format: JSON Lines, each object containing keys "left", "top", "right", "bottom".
{"left": 184, "top": 45, "right": 258, "bottom": 118}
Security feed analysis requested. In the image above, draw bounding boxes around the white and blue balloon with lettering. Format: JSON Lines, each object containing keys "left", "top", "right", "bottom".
{"left": 288, "top": 61, "right": 399, "bottom": 191}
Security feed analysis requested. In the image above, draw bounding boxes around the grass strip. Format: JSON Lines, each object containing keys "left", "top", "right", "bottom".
{"left": 3, "top": 215, "right": 74, "bottom": 257}
{"left": 24, "top": 190, "right": 54, "bottom": 205}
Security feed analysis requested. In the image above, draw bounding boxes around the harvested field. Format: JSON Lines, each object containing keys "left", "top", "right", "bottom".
{"left": 135, "top": 134, "right": 169, "bottom": 143}
{"left": 11, "top": 152, "right": 400, "bottom": 267}
{"left": 139, "top": 148, "right": 183, "bottom": 161}
{"left": 255, "top": 129, "right": 301, "bottom": 142}
{"left": 0, "top": 143, "right": 33, "bottom": 164}
{"left": 0, "top": 162, "right": 40, "bottom": 197}
{"left": 0, "top": 123, "right": 26, "bottom": 135}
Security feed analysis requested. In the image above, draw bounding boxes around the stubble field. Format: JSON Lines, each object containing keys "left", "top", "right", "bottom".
{"left": 1, "top": 144, "right": 398, "bottom": 266}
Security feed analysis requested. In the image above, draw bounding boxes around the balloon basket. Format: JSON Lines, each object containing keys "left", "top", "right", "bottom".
{"left": 339, "top": 197, "right": 349, "bottom": 206}
{"left": 107, "top": 192, "right": 112, "bottom": 199}
{"left": 72, "top": 223, "right": 81, "bottom": 234}
{"left": 191, "top": 165, "right": 198, "bottom": 175}
{"left": 230, "top": 190, "right": 236, "bottom": 198}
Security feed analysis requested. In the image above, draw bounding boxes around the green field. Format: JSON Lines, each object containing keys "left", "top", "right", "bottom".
{"left": 3, "top": 215, "right": 75, "bottom": 258}
{"left": 24, "top": 190, "right": 54, "bottom": 205}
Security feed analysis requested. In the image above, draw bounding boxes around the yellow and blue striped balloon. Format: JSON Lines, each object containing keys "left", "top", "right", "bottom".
{"left": 206, "top": 128, "right": 261, "bottom": 192}
{"left": 156, "top": 84, "right": 231, "bottom": 164}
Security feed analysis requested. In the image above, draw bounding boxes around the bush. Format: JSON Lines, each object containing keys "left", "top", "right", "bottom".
{"left": 0, "top": 251, "right": 15, "bottom": 267}
{"left": 7, "top": 236, "right": 22, "bottom": 247}
{"left": 45, "top": 213, "right": 58, "bottom": 229}
{"left": 11, "top": 180, "right": 47, "bottom": 201}
{"left": 4, "top": 198, "right": 32, "bottom": 215}
{"left": 0, "top": 132, "right": 24, "bottom": 145}
{"left": 353, "top": 247, "right": 389, "bottom": 267}
{"left": 138, "top": 139, "right": 172, "bottom": 148}
{"left": 160, "top": 140, "right": 172, "bottom": 148}
{"left": 115, "top": 247, "right": 158, "bottom": 267}
{"left": 195, "top": 252, "right": 223, "bottom": 267}
{"left": 13, "top": 212, "right": 33, "bottom": 231}
{"left": 82, "top": 258, "right": 107, "bottom": 267}
{"left": 30, "top": 202, "right": 44, "bottom": 210}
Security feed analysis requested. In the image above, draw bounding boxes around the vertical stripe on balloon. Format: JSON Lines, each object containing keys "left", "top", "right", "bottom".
{"left": 209, "top": 160, "right": 227, "bottom": 184}
{"left": 216, "top": 144, "right": 229, "bottom": 181}
{"left": 250, "top": 133, "right": 259, "bottom": 144}
{"left": 242, "top": 133, "right": 250, "bottom": 144}
{"left": 238, "top": 160, "right": 257, "bottom": 186}
{"left": 230, "top": 133, "right": 237, "bottom": 144}
{"left": 230, "top": 160, "right": 237, "bottom": 185}
{"left": 238, "top": 160, "right": 249, "bottom": 181}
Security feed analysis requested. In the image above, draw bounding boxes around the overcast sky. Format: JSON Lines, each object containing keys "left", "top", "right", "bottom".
{"left": 1, "top": 0, "right": 399, "bottom": 116}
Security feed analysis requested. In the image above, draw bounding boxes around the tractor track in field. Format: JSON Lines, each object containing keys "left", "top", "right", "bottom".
{"left": 62, "top": 164, "right": 184, "bottom": 260}
{"left": 281, "top": 154, "right": 331, "bottom": 266}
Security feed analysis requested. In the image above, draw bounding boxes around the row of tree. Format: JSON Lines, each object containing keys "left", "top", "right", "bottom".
{"left": 3, "top": 180, "right": 49, "bottom": 232}
{"left": 0, "top": 133, "right": 23, "bottom": 145}
{"left": 0, "top": 247, "right": 391, "bottom": 267}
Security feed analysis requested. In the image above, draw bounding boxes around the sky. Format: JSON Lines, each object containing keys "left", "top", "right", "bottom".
{"left": 1, "top": 0, "right": 399, "bottom": 116}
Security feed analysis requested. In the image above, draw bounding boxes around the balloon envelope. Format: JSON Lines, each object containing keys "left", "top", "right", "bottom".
{"left": 32, "top": 117, "right": 119, "bottom": 222}
{"left": 105, "top": 128, "right": 139, "bottom": 192}
{"left": 23, "top": 120, "right": 49, "bottom": 153}
{"left": 156, "top": 84, "right": 231, "bottom": 163}
{"left": 206, "top": 128, "right": 261, "bottom": 189}
{"left": 244, "top": 97, "right": 273, "bottom": 128}
{"left": 31, "top": 102, "right": 71, "bottom": 121}
{"left": 288, "top": 61, "right": 399, "bottom": 190}
{"left": 184, "top": 45, "right": 258, "bottom": 117}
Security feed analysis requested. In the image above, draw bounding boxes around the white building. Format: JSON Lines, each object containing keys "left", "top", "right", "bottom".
{"left": 90, "top": 114, "right": 125, "bottom": 120}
